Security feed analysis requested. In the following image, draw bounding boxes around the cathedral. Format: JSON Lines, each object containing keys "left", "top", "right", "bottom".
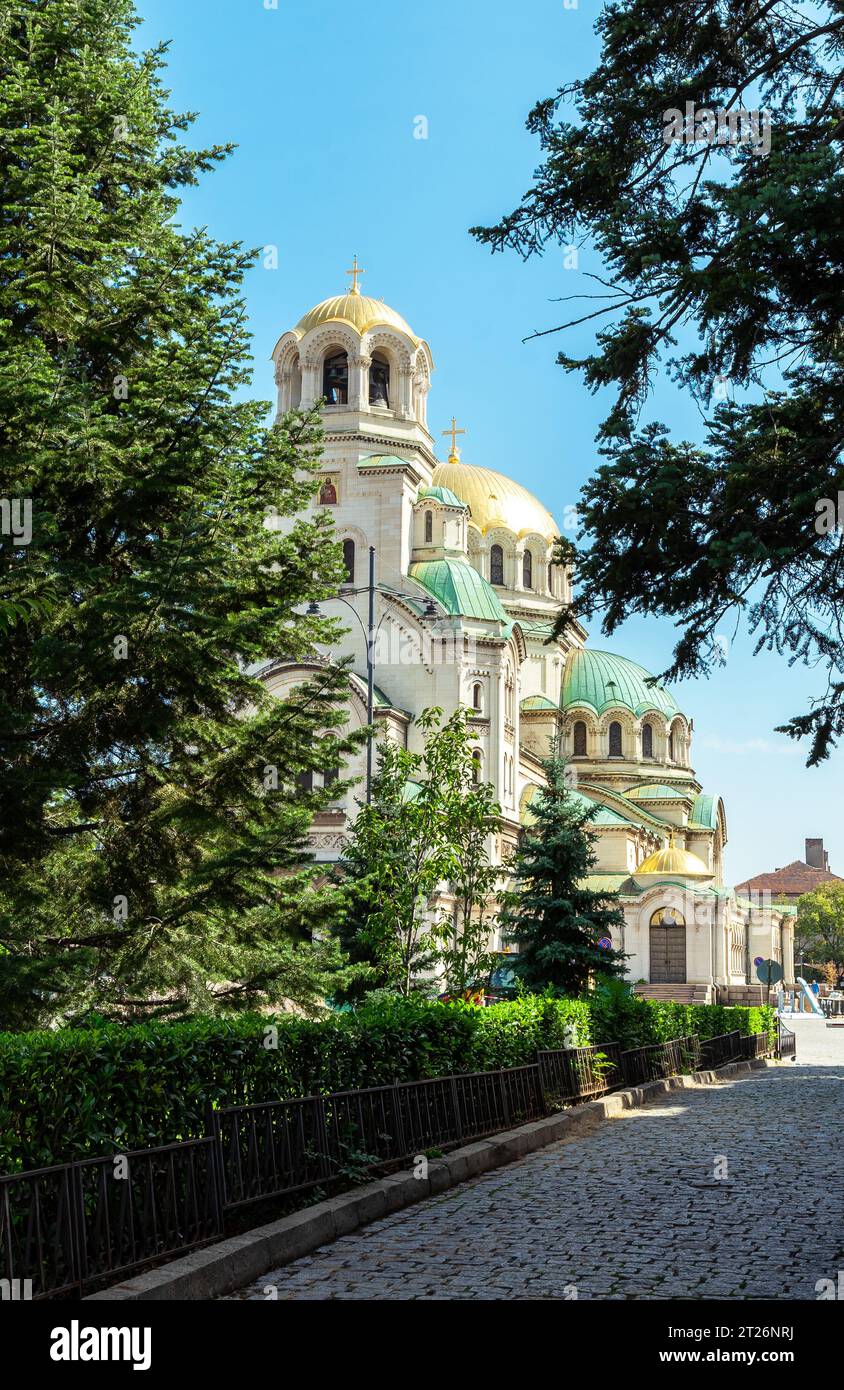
{"left": 261, "top": 266, "right": 795, "bottom": 1005}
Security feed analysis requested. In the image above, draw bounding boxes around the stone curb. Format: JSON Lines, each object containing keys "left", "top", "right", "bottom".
{"left": 86, "top": 1056, "right": 775, "bottom": 1302}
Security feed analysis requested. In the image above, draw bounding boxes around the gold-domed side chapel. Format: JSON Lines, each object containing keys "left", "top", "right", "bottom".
{"left": 261, "top": 267, "right": 795, "bottom": 1003}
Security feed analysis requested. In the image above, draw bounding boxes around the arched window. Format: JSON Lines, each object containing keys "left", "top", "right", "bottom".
{"left": 323, "top": 351, "right": 348, "bottom": 405}
{"left": 642, "top": 722, "right": 654, "bottom": 758}
{"left": 522, "top": 550, "right": 533, "bottom": 589}
{"left": 342, "top": 538, "right": 355, "bottom": 584}
{"left": 573, "top": 720, "right": 587, "bottom": 757}
{"left": 505, "top": 665, "right": 514, "bottom": 720}
{"left": 650, "top": 907, "right": 685, "bottom": 928}
{"left": 369, "top": 352, "right": 390, "bottom": 407}
{"left": 296, "top": 771, "right": 313, "bottom": 792}
{"left": 471, "top": 749, "right": 483, "bottom": 784}
{"left": 319, "top": 478, "right": 337, "bottom": 505}
{"left": 490, "top": 544, "right": 504, "bottom": 586}
{"left": 424, "top": 510, "right": 433, "bottom": 543}
{"left": 668, "top": 730, "right": 675, "bottom": 761}
{"left": 609, "top": 721, "right": 623, "bottom": 757}
{"left": 472, "top": 682, "right": 482, "bottom": 711}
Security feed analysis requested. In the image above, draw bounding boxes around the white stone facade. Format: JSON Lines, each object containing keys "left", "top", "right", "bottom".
{"left": 261, "top": 280, "right": 794, "bottom": 1000}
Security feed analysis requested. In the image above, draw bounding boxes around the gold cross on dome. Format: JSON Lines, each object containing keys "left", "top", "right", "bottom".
{"left": 346, "top": 255, "right": 365, "bottom": 295}
{"left": 442, "top": 416, "right": 466, "bottom": 463}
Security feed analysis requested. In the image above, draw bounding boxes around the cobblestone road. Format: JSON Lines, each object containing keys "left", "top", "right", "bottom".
{"left": 226, "top": 1018, "right": 844, "bottom": 1301}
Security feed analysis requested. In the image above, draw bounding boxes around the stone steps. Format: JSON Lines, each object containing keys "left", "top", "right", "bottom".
{"left": 633, "top": 983, "right": 714, "bottom": 1005}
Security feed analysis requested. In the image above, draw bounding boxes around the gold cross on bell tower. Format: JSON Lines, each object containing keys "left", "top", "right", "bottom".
{"left": 442, "top": 416, "right": 466, "bottom": 464}
{"left": 346, "top": 255, "right": 365, "bottom": 295}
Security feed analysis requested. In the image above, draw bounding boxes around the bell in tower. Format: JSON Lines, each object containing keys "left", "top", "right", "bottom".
{"left": 369, "top": 353, "right": 390, "bottom": 408}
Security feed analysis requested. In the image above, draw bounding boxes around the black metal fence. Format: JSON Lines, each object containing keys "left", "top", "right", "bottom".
{"left": 777, "top": 1019, "right": 797, "bottom": 1060}
{"left": 0, "top": 1028, "right": 770, "bottom": 1300}
{"left": 620, "top": 1036, "right": 680, "bottom": 1087}
{"left": 536, "top": 1042, "right": 622, "bottom": 1101}
{"left": 213, "top": 1064, "right": 547, "bottom": 1213}
{"left": 740, "top": 1031, "right": 772, "bottom": 1061}
{"left": 0, "top": 1138, "right": 223, "bottom": 1302}
{"left": 699, "top": 1029, "right": 743, "bottom": 1069}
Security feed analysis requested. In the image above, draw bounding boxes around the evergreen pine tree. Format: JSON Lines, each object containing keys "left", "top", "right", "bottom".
{"left": 472, "top": 1, "right": 844, "bottom": 761}
{"left": 500, "top": 757, "right": 626, "bottom": 995}
{"left": 0, "top": 0, "right": 360, "bottom": 1025}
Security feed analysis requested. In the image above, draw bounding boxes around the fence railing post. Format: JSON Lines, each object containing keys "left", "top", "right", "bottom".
{"left": 532, "top": 1064, "right": 548, "bottom": 1117}
{"left": 534, "top": 1050, "right": 547, "bottom": 1099}
{"left": 69, "top": 1161, "right": 86, "bottom": 1299}
{"left": 448, "top": 1077, "right": 464, "bottom": 1147}
{"left": 392, "top": 1080, "right": 409, "bottom": 1157}
{"left": 498, "top": 1072, "right": 511, "bottom": 1129}
{"left": 314, "top": 1095, "right": 332, "bottom": 1183}
{"left": 204, "top": 1101, "right": 226, "bottom": 1220}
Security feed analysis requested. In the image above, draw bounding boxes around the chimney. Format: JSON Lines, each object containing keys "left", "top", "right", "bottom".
{"left": 805, "top": 837, "right": 829, "bottom": 871}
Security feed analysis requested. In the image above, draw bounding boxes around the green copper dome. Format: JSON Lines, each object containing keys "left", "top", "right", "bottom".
{"left": 408, "top": 558, "right": 509, "bottom": 625}
{"left": 417, "top": 485, "right": 467, "bottom": 508}
{"left": 521, "top": 784, "right": 639, "bottom": 827}
{"left": 358, "top": 454, "right": 414, "bottom": 469}
{"left": 521, "top": 694, "right": 558, "bottom": 711}
{"left": 625, "top": 784, "right": 691, "bottom": 801}
{"left": 689, "top": 792, "right": 719, "bottom": 829}
{"left": 562, "top": 649, "right": 681, "bottom": 718}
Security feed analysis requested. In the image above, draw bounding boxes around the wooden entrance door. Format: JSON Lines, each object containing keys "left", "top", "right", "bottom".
{"left": 649, "top": 923, "right": 687, "bottom": 983}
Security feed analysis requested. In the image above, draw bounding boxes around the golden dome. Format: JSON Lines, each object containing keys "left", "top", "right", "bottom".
{"left": 292, "top": 292, "right": 420, "bottom": 345}
{"left": 634, "top": 837, "right": 712, "bottom": 880}
{"left": 432, "top": 459, "right": 559, "bottom": 541}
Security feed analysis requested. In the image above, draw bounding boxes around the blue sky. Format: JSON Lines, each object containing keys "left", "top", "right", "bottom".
{"left": 136, "top": 0, "right": 842, "bottom": 885}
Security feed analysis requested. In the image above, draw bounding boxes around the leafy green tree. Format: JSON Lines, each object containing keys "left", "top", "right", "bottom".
{"left": 438, "top": 726, "right": 502, "bottom": 998}
{"left": 795, "top": 884, "right": 844, "bottom": 972}
{"left": 472, "top": 0, "right": 844, "bottom": 763}
{"left": 343, "top": 707, "right": 500, "bottom": 998}
{"left": 499, "top": 757, "right": 626, "bottom": 995}
{"left": 0, "top": 0, "right": 359, "bottom": 1026}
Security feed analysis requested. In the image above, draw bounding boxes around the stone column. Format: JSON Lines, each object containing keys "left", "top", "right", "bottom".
{"left": 300, "top": 356, "right": 319, "bottom": 410}
{"left": 490, "top": 652, "right": 506, "bottom": 806}
{"left": 513, "top": 543, "right": 525, "bottom": 592}
{"left": 350, "top": 354, "right": 370, "bottom": 411}
{"left": 399, "top": 366, "right": 414, "bottom": 419}
{"left": 712, "top": 901, "right": 729, "bottom": 986}
{"left": 782, "top": 914, "right": 795, "bottom": 986}
{"left": 415, "top": 373, "right": 429, "bottom": 427}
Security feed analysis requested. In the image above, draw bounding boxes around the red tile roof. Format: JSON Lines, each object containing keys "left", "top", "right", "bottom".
{"left": 735, "top": 860, "right": 843, "bottom": 898}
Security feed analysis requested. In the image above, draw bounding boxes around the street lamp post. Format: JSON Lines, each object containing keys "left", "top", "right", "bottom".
{"left": 366, "top": 543, "right": 375, "bottom": 804}
{"left": 309, "top": 544, "right": 437, "bottom": 803}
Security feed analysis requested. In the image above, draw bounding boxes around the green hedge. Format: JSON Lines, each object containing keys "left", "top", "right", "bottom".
{"left": 588, "top": 990, "right": 775, "bottom": 1052}
{"left": 0, "top": 994, "right": 774, "bottom": 1174}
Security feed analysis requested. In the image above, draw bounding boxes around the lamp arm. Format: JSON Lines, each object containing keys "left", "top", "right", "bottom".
{"left": 328, "top": 593, "right": 369, "bottom": 644}
{"left": 327, "top": 588, "right": 440, "bottom": 627}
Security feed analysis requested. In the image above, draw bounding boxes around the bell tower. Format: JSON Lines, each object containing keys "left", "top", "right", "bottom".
{"left": 271, "top": 261, "right": 436, "bottom": 465}
{"left": 270, "top": 265, "right": 439, "bottom": 584}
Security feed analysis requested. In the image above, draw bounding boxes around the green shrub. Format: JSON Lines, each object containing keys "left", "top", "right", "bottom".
{"left": 586, "top": 985, "right": 774, "bottom": 1051}
{"left": 0, "top": 993, "right": 774, "bottom": 1174}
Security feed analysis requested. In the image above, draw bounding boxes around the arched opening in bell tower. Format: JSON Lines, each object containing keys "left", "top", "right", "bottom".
{"left": 369, "top": 352, "right": 391, "bottom": 407}
{"left": 323, "top": 351, "right": 349, "bottom": 405}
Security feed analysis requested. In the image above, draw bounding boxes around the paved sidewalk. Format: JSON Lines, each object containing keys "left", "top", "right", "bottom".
{"left": 225, "top": 1029, "right": 844, "bottom": 1301}
{"left": 782, "top": 1013, "right": 844, "bottom": 1065}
